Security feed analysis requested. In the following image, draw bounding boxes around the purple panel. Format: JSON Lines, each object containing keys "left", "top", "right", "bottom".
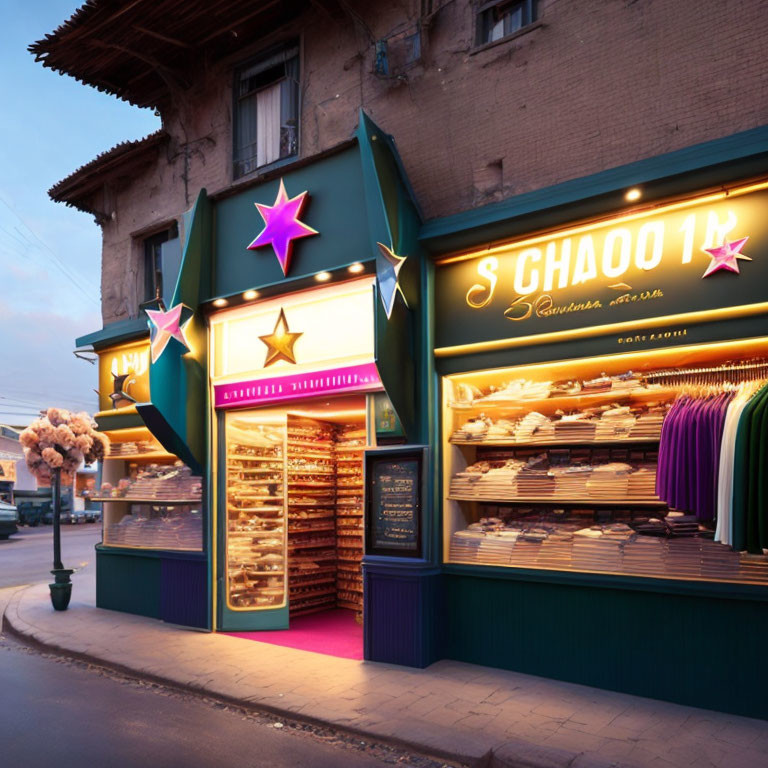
{"left": 364, "top": 567, "right": 439, "bottom": 667}
{"left": 160, "top": 558, "right": 208, "bottom": 629}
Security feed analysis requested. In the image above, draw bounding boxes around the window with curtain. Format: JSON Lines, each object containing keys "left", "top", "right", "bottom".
{"left": 476, "top": 0, "right": 536, "bottom": 46}
{"left": 233, "top": 42, "right": 300, "bottom": 180}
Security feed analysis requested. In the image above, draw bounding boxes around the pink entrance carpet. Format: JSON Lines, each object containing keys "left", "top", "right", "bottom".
{"left": 225, "top": 608, "right": 363, "bottom": 660}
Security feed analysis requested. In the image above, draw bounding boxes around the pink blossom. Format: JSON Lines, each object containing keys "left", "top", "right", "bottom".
{"left": 19, "top": 429, "right": 39, "bottom": 450}
{"left": 74, "top": 434, "right": 93, "bottom": 454}
{"left": 54, "top": 424, "right": 76, "bottom": 449}
{"left": 42, "top": 447, "right": 64, "bottom": 468}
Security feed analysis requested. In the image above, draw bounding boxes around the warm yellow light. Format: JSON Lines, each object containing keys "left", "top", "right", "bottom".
{"left": 213, "top": 298, "right": 228, "bottom": 307}
{"left": 625, "top": 187, "right": 642, "bottom": 202}
{"left": 315, "top": 271, "right": 332, "bottom": 282}
{"left": 436, "top": 179, "right": 768, "bottom": 266}
{"left": 348, "top": 262, "right": 365, "bottom": 274}
{"left": 243, "top": 290, "right": 259, "bottom": 300}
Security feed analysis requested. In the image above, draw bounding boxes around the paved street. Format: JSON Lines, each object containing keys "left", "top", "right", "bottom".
{"left": 0, "top": 525, "right": 100, "bottom": 588}
{"left": 0, "top": 635, "right": 438, "bottom": 768}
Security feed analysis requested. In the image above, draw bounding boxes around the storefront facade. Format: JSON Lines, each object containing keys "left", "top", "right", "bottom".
{"left": 77, "top": 120, "right": 768, "bottom": 719}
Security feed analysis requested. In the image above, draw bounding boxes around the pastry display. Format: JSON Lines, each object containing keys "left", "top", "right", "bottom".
{"left": 451, "top": 402, "right": 671, "bottom": 446}
{"left": 225, "top": 417, "right": 286, "bottom": 609}
{"left": 450, "top": 448, "right": 662, "bottom": 502}
{"left": 223, "top": 413, "right": 367, "bottom": 616}
{"left": 334, "top": 424, "right": 365, "bottom": 613}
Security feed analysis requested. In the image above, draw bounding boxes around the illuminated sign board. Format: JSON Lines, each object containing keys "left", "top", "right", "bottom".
{"left": 0, "top": 460, "right": 17, "bottom": 483}
{"left": 210, "top": 277, "right": 382, "bottom": 408}
{"left": 97, "top": 340, "right": 151, "bottom": 412}
{"left": 434, "top": 183, "right": 768, "bottom": 350}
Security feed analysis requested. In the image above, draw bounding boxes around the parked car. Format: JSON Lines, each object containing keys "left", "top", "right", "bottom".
{"left": 0, "top": 500, "right": 19, "bottom": 539}
{"left": 16, "top": 501, "right": 42, "bottom": 527}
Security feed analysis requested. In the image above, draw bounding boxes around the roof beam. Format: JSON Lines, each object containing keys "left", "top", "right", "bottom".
{"left": 132, "top": 25, "right": 193, "bottom": 49}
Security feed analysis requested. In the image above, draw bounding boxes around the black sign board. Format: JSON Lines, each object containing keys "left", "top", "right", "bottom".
{"left": 365, "top": 448, "right": 424, "bottom": 558}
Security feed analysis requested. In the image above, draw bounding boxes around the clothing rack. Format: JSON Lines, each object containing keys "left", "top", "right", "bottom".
{"left": 644, "top": 360, "right": 768, "bottom": 386}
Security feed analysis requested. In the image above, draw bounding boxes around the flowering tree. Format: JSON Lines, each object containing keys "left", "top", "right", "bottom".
{"left": 19, "top": 408, "right": 109, "bottom": 610}
{"left": 20, "top": 408, "right": 108, "bottom": 484}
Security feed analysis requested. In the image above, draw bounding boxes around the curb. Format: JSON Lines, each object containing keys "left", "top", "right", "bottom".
{"left": 2, "top": 586, "right": 636, "bottom": 768}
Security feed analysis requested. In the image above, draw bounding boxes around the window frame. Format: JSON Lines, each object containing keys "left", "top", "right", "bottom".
{"left": 141, "top": 223, "right": 178, "bottom": 305}
{"left": 474, "top": 0, "right": 537, "bottom": 49}
{"left": 232, "top": 40, "right": 301, "bottom": 182}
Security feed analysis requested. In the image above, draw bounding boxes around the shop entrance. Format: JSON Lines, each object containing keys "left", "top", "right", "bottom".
{"left": 220, "top": 394, "right": 367, "bottom": 657}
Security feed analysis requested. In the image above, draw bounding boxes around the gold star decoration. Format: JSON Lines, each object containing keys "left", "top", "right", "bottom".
{"left": 259, "top": 308, "right": 303, "bottom": 367}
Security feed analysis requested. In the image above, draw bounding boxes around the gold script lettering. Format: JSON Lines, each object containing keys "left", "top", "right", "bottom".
{"left": 465, "top": 256, "right": 499, "bottom": 308}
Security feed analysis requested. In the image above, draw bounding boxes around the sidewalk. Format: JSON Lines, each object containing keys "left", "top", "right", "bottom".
{"left": 4, "top": 570, "right": 768, "bottom": 768}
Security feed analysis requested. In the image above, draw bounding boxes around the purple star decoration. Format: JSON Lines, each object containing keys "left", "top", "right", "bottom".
{"left": 247, "top": 179, "right": 318, "bottom": 275}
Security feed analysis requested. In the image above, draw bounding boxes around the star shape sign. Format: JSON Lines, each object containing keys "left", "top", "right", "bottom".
{"left": 146, "top": 303, "right": 192, "bottom": 363}
{"left": 259, "top": 308, "right": 303, "bottom": 367}
{"left": 701, "top": 236, "right": 750, "bottom": 278}
{"left": 247, "top": 179, "right": 318, "bottom": 275}
{"left": 376, "top": 242, "right": 408, "bottom": 319}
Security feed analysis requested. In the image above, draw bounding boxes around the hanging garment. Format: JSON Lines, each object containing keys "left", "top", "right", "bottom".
{"left": 731, "top": 383, "right": 768, "bottom": 553}
{"left": 715, "top": 384, "right": 758, "bottom": 545}
{"left": 656, "top": 391, "right": 734, "bottom": 521}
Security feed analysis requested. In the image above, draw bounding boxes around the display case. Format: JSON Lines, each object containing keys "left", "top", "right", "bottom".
{"left": 443, "top": 338, "right": 768, "bottom": 584}
{"left": 334, "top": 424, "right": 365, "bottom": 612}
{"left": 97, "top": 428, "right": 203, "bottom": 551}
{"left": 287, "top": 417, "right": 337, "bottom": 616}
{"left": 224, "top": 411, "right": 287, "bottom": 610}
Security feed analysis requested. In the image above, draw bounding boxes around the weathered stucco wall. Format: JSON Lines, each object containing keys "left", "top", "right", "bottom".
{"left": 94, "top": 0, "right": 768, "bottom": 323}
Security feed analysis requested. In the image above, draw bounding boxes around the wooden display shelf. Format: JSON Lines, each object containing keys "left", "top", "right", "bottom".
{"left": 287, "top": 438, "right": 334, "bottom": 449}
{"left": 91, "top": 496, "right": 199, "bottom": 504}
{"left": 228, "top": 479, "right": 283, "bottom": 486}
{"left": 287, "top": 468, "right": 335, "bottom": 476}
{"left": 227, "top": 504, "right": 283, "bottom": 513}
{"left": 104, "top": 450, "right": 175, "bottom": 462}
{"left": 289, "top": 565, "right": 337, "bottom": 576}
{"left": 287, "top": 448, "right": 334, "bottom": 460}
{"left": 288, "top": 524, "right": 337, "bottom": 534}
{"left": 337, "top": 585, "right": 363, "bottom": 593}
{"left": 287, "top": 481, "right": 335, "bottom": 487}
{"left": 227, "top": 467, "right": 283, "bottom": 474}
{"left": 289, "top": 540, "right": 336, "bottom": 550}
{"left": 448, "top": 495, "right": 666, "bottom": 507}
{"left": 450, "top": 437, "right": 662, "bottom": 448}
{"left": 289, "top": 576, "right": 335, "bottom": 589}
{"left": 229, "top": 570, "right": 285, "bottom": 577}
{"left": 337, "top": 556, "right": 363, "bottom": 564}
{"left": 228, "top": 530, "right": 285, "bottom": 537}
{"left": 227, "top": 454, "right": 282, "bottom": 462}
{"left": 335, "top": 445, "right": 367, "bottom": 453}
{"left": 288, "top": 501, "right": 336, "bottom": 507}
{"left": 449, "top": 387, "right": 675, "bottom": 414}
{"left": 291, "top": 586, "right": 337, "bottom": 600}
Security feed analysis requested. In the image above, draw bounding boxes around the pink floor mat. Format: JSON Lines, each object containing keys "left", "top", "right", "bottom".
{"left": 225, "top": 608, "right": 364, "bottom": 660}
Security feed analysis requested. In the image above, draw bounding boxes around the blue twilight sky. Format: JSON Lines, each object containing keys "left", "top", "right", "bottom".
{"left": 0, "top": 1, "right": 159, "bottom": 426}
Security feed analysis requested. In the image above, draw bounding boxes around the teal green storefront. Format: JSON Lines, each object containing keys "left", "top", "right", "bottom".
{"left": 79, "top": 118, "right": 768, "bottom": 720}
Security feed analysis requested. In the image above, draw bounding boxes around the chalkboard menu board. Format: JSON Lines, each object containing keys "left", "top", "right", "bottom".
{"left": 365, "top": 449, "right": 424, "bottom": 558}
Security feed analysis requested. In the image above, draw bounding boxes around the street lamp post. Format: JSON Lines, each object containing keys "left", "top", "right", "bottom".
{"left": 49, "top": 467, "right": 73, "bottom": 610}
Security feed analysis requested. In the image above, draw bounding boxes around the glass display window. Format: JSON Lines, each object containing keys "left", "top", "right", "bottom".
{"left": 97, "top": 427, "right": 203, "bottom": 551}
{"left": 442, "top": 337, "right": 768, "bottom": 585}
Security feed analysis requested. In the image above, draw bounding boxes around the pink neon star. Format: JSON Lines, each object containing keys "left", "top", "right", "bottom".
{"left": 247, "top": 179, "right": 318, "bottom": 275}
{"left": 146, "top": 304, "right": 190, "bottom": 363}
{"left": 702, "top": 236, "right": 750, "bottom": 278}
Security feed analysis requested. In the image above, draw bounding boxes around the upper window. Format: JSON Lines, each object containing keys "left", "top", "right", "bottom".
{"left": 233, "top": 42, "right": 300, "bottom": 180}
{"left": 143, "top": 223, "right": 179, "bottom": 305}
{"left": 476, "top": 0, "right": 536, "bottom": 46}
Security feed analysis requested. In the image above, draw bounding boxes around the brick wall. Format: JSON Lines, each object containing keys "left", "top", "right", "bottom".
{"left": 93, "top": 0, "right": 768, "bottom": 323}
